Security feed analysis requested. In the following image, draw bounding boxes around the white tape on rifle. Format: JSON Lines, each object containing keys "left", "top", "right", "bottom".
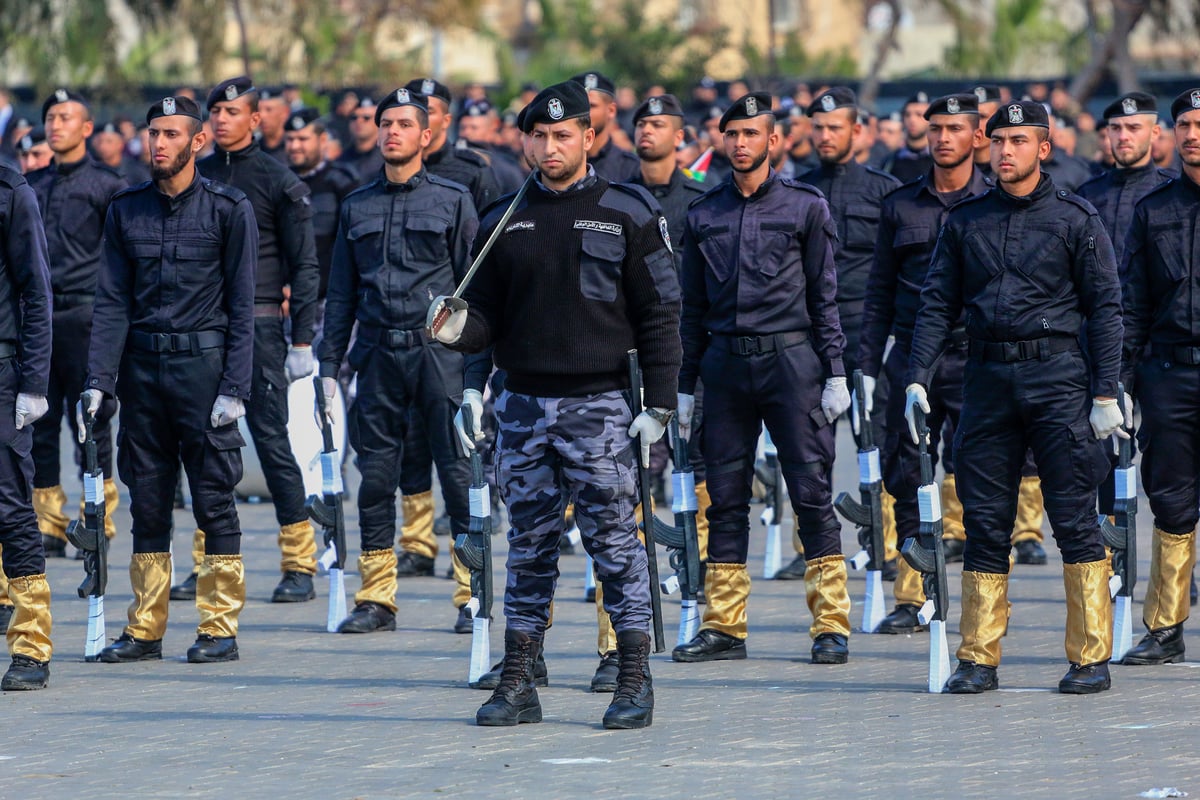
{"left": 1115, "top": 466, "right": 1136, "bottom": 501}
{"left": 321, "top": 450, "right": 343, "bottom": 496}
{"left": 83, "top": 472, "right": 102, "bottom": 506}
{"left": 917, "top": 484, "right": 941, "bottom": 522}
{"left": 470, "top": 485, "right": 490, "bottom": 518}
{"left": 858, "top": 449, "right": 881, "bottom": 485}
{"left": 672, "top": 471, "right": 697, "bottom": 513}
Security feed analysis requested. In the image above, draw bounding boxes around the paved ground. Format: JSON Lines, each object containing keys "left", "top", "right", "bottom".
{"left": 3, "top": 430, "right": 1197, "bottom": 800}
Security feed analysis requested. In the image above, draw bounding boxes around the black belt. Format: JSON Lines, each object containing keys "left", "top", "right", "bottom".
{"left": 129, "top": 330, "right": 225, "bottom": 354}
{"left": 54, "top": 292, "right": 95, "bottom": 310}
{"left": 359, "top": 325, "right": 427, "bottom": 349}
{"left": 1152, "top": 343, "right": 1200, "bottom": 365}
{"left": 969, "top": 335, "right": 1077, "bottom": 363}
{"left": 0, "top": 342, "right": 14, "bottom": 359}
{"left": 946, "top": 328, "right": 969, "bottom": 349}
{"left": 712, "top": 330, "right": 808, "bottom": 356}
{"left": 254, "top": 303, "right": 283, "bottom": 319}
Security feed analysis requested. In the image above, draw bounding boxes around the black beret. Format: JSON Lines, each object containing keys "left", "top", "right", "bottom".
{"left": 41, "top": 88, "right": 90, "bottom": 122}
{"left": 405, "top": 78, "right": 451, "bottom": 106}
{"left": 358, "top": 95, "right": 376, "bottom": 109}
{"left": 1169, "top": 89, "right": 1200, "bottom": 122}
{"left": 857, "top": 108, "right": 874, "bottom": 125}
{"left": 924, "top": 93, "right": 979, "bottom": 119}
{"left": 96, "top": 121, "right": 121, "bottom": 135}
{"left": 705, "top": 105, "right": 724, "bottom": 121}
{"left": 570, "top": 72, "right": 615, "bottom": 97}
{"left": 207, "top": 76, "right": 256, "bottom": 109}
{"left": 808, "top": 86, "right": 857, "bottom": 116}
{"left": 719, "top": 91, "right": 772, "bottom": 133}
{"left": 985, "top": 100, "right": 1049, "bottom": 136}
{"left": 374, "top": 88, "right": 429, "bottom": 125}
{"left": 904, "top": 91, "right": 931, "bottom": 107}
{"left": 697, "top": 76, "right": 717, "bottom": 90}
{"left": 632, "top": 94, "right": 684, "bottom": 126}
{"left": 258, "top": 86, "right": 285, "bottom": 101}
{"left": 147, "top": 95, "right": 204, "bottom": 125}
{"left": 970, "top": 85, "right": 1002, "bottom": 104}
{"left": 17, "top": 127, "right": 46, "bottom": 153}
{"left": 286, "top": 107, "right": 322, "bottom": 132}
{"left": 501, "top": 109, "right": 518, "bottom": 126}
{"left": 886, "top": 111, "right": 902, "bottom": 123}
{"left": 461, "top": 99, "right": 494, "bottom": 117}
{"left": 518, "top": 80, "right": 590, "bottom": 133}
{"left": 519, "top": 82, "right": 540, "bottom": 94}
{"left": 1103, "top": 92, "right": 1157, "bottom": 122}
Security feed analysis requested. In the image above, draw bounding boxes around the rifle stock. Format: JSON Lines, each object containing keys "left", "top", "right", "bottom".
{"left": 308, "top": 377, "right": 347, "bottom": 633}
{"left": 454, "top": 405, "right": 494, "bottom": 686}
{"left": 65, "top": 408, "right": 107, "bottom": 662}
{"left": 835, "top": 369, "right": 886, "bottom": 632}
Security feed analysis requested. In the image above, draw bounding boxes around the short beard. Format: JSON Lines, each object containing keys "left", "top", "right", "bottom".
{"left": 932, "top": 149, "right": 972, "bottom": 169}
{"left": 1113, "top": 142, "right": 1151, "bottom": 168}
{"left": 818, "top": 139, "right": 853, "bottom": 166}
{"left": 539, "top": 152, "right": 584, "bottom": 182}
{"left": 383, "top": 151, "right": 418, "bottom": 168}
{"left": 732, "top": 148, "right": 769, "bottom": 174}
{"left": 998, "top": 158, "right": 1039, "bottom": 187}
{"left": 151, "top": 144, "right": 193, "bottom": 181}
{"left": 636, "top": 142, "right": 673, "bottom": 163}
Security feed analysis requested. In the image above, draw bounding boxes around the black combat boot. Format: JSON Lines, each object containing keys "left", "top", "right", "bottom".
{"left": 476, "top": 630, "right": 543, "bottom": 726}
{"left": 1121, "top": 624, "right": 1185, "bottom": 665}
{"left": 944, "top": 660, "right": 999, "bottom": 693}
{"left": 336, "top": 602, "right": 396, "bottom": 633}
{"left": 942, "top": 538, "right": 965, "bottom": 563}
{"left": 0, "top": 604, "right": 12, "bottom": 635}
{"left": 1, "top": 655, "right": 49, "bottom": 690}
{"left": 877, "top": 604, "right": 926, "bottom": 635}
{"left": 454, "top": 604, "right": 475, "bottom": 634}
{"left": 810, "top": 633, "right": 849, "bottom": 664}
{"left": 271, "top": 571, "right": 316, "bottom": 603}
{"left": 395, "top": 551, "right": 435, "bottom": 578}
{"left": 590, "top": 651, "right": 619, "bottom": 692}
{"left": 1059, "top": 661, "right": 1111, "bottom": 694}
{"left": 671, "top": 629, "right": 746, "bottom": 662}
{"left": 471, "top": 649, "right": 548, "bottom": 690}
{"left": 41, "top": 535, "right": 66, "bottom": 559}
{"left": 881, "top": 558, "right": 899, "bottom": 582}
{"left": 187, "top": 634, "right": 239, "bottom": 663}
{"left": 772, "top": 553, "right": 807, "bottom": 581}
{"left": 1014, "top": 540, "right": 1048, "bottom": 565}
{"left": 99, "top": 633, "right": 163, "bottom": 662}
{"left": 169, "top": 572, "right": 198, "bottom": 601}
{"left": 602, "top": 630, "right": 654, "bottom": 729}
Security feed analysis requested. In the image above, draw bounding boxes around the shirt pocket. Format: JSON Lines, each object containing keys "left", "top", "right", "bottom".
{"left": 404, "top": 213, "right": 450, "bottom": 265}
{"left": 347, "top": 216, "right": 385, "bottom": 268}
{"left": 1017, "top": 223, "right": 1069, "bottom": 294}
{"left": 758, "top": 219, "right": 797, "bottom": 280}
{"left": 174, "top": 239, "right": 223, "bottom": 287}
{"left": 1149, "top": 222, "right": 1187, "bottom": 284}
{"left": 844, "top": 202, "right": 880, "bottom": 249}
{"left": 695, "top": 223, "right": 733, "bottom": 283}
{"left": 579, "top": 231, "right": 625, "bottom": 303}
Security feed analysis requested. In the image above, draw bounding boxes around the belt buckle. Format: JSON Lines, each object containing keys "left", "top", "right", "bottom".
{"left": 388, "top": 330, "right": 409, "bottom": 348}
{"left": 736, "top": 336, "right": 759, "bottom": 356}
{"left": 1001, "top": 341, "right": 1019, "bottom": 361}
{"left": 152, "top": 333, "right": 170, "bottom": 352}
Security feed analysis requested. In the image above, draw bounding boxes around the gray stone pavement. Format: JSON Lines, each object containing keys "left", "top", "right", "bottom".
{"left": 3, "top": 429, "right": 1198, "bottom": 800}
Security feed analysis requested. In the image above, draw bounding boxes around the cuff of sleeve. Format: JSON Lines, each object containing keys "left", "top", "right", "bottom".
{"left": 678, "top": 370, "right": 697, "bottom": 395}
{"left": 219, "top": 380, "right": 251, "bottom": 400}
{"left": 1093, "top": 379, "right": 1119, "bottom": 399}
{"left": 318, "top": 361, "right": 340, "bottom": 379}
{"left": 907, "top": 366, "right": 933, "bottom": 388}
{"left": 83, "top": 375, "right": 114, "bottom": 397}
{"left": 824, "top": 357, "right": 845, "bottom": 380}
{"left": 291, "top": 329, "right": 314, "bottom": 348}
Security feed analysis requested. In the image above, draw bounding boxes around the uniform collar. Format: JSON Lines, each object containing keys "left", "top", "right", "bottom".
{"left": 157, "top": 171, "right": 202, "bottom": 207}
{"left": 727, "top": 168, "right": 778, "bottom": 201}
{"left": 915, "top": 165, "right": 991, "bottom": 202}
{"left": 995, "top": 172, "right": 1055, "bottom": 205}
{"left": 817, "top": 158, "right": 860, "bottom": 178}
{"left": 534, "top": 164, "right": 597, "bottom": 195}
{"left": 425, "top": 137, "right": 453, "bottom": 166}
{"left": 53, "top": 153, "right": 93, "bottom": 176}
{"left": 635, "top": 166, "right": 683, "bottom": 196}
{"left": 382, "top": 167, "right": 426, "bottom": 192}
{"left": 1110, "top": 161, "right": 1158, "bottom": 184}
{"left": 217, "top": 141, "right": 260, "bottom": 160}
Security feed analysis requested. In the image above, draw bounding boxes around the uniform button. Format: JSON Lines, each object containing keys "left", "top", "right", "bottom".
{"left": 90, "top": 379, "right": 98, "bottom": 385}
{"left": 1059, "top": 190, "right": 1067, "bottom": 197}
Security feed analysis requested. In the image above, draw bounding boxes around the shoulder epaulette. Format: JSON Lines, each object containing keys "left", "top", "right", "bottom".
{"left": 110, "top": 180, "right": 153, "bottom": 201}
{"left": 680, "top": 175, "right": 707, "bottom": 194}
{"left": 601, "top": 181, "right": 659, "bottom": 224}
{"left": 778, "top": 176, "right": 826, "bottom": 199}
{"left": 865, "top": 165, "right": 903, "bottom": 186}
{"left": 687, "top": 180, "right": 727, "bottom": 209}
{"left": 1135, "top": 178, "right": 1176, "bottom": 207}
{"left": 947, "top": 190, "right": 990, "bottom": 214}
{"left": 426, "top": 172, "right": 471, "bottom": 194}
{"left": 201, "top": 177, "right": 248, "bottom": 204}
{"left": 344, "top": 179, "right": 382, "bottom": 203}
{"left": 453, "top": 147, "right": 490, "bottom": 168}
{"left": 92, "top": 161, "right": 123, "bottom": 180}
{"left": 479, "top": 189, "right": 524, "bottom": 226}
{"left": 0, "top": 166, "right": 25, "bottom": 190}
{"left": 1054, "top": 187, "right": 1098, "bottom": 215}
{"left": 884, "top": 173, "right": 923, "bottom": 201}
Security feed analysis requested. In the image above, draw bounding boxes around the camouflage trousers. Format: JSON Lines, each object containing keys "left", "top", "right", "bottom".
{"left": 496, "top": 389, "right": 651, "bottom": 638}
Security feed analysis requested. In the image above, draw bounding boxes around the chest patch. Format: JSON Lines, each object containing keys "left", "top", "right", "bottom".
{"left": 573, "top": 219, "right": 623, "bottom": 236}
{"left": 505, "top": 220, "right": 535, "bottom": 233}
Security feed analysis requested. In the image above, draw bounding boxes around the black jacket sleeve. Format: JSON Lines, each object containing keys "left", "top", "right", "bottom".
{"left": 318, "top": 206, "right": 359, "bottom": 377}
{"left": 7, "top": 181, "right": 52, "bottom": 395}
{"left": 279, "top": 177, "right": 320, "bottom": 346}
{"left": 221, "top": 198, "right": 259, "bottom": 399}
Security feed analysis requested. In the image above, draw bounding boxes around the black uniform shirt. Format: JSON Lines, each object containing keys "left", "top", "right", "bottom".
{"left": 858, "top": 167, "right": 993, "bottom": 377}
{"left": 680, "top": 171, "right": 845, "bottom": 394}
{"left": 336, "top": 146, "right": 385, "bottom": 185}
{"left": 319, "top": 169, "right": 478, "bottom": 375}
{"left": 424, "top": 138, "right": 496, "bottom": 215}
{"left": 87, "top": 174, "right": 258, "bottom": 399}
{"left": 198, "top": 142, "right": 319, "bottom": 345}
{"left": 907, "top": 174, "right": 1123, "bottom": 398}
{"left": 1040, "top": 153, "right": 1093, "bottom": 192}
{"left": 0, "top": 167, "right": 52, "bottom": 395}
{"left": 27, "top": 155, "right": 127, "bottom": 301}
{"left": 296, "top": 160, "right": 360, "bottom": 299}
{"left": 886, "top": 145, "right": 933, "bottom": 184}
{"left": 800, "top": 160, "right": 901, "bottom": 321}
{"left": 631, "top": 167, "right": 706, "bottom": 272}
{"left": 1121, "top": 171, "right": 1200, "bottom": 389}
{"left": 590, "top": 138, "right": 641, "bottom": 183}
{"left": 1077, "top": 162, "right": 1174, "bottom": 266}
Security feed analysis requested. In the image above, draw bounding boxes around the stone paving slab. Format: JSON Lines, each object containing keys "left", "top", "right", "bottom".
{"left": 2, "top": 431, "right": 1196, "bottom": 800}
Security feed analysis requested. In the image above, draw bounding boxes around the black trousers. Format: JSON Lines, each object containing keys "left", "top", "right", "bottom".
{"left": 1136, "top": 356, "right": 1200, "bottom": 534}
{"left": 956, "top": 348, "right": 1109, "bottom": 574}
{"left": 116, "top": 347, "right": 243, "bottom": 554}
{"left": 348, "top": 339, "right": 470, "bottom": 552}
{"left": 32, "top": 305, "right": 116, "bottom": 486}
{"left": 0, "top": 357, "right": 46, "bottom": 578}
{"left": 246, "top": 318, "right": 307, "bottom": 527}
{"left": 701, "top": 340, "right": 839, "bottom": 564}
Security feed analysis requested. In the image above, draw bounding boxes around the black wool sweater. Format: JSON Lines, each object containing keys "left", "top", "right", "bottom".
{"left": 452, "top": 175, "right": 681, "bottom": 408}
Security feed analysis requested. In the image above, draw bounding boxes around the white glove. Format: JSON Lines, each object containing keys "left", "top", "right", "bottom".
{"left": 314, "top": 377, "right": 337, "bottom": 426}
{"left": 14, "top": 393, "right": 48, "bottom": 431}
{"left": 454, "top": 389, "right": 486, "bottom": 453}
{"left": 210, "top": 394, "right": 246, "bottom": 428}
{"left": 426, "top": 295, "right": 469, "bottom": 344}
{"left": 1090, "top": 397, "right": 1129, "bottom": 440}
{"left": 820, "top": 377, "right": 850, "bottom": 425}
{"left": 629, "top": 409, "right": 669, "bottom": 468}
{"left": 850, "top": 374, "right": 877, "bottom": 435}
{"left": 1121, "top": 391, "right": 1134, "bottom": 430}
{"left": 284, "top": 345, "right": 313, "bottom": 382}
{"left": 76, "top": 389, "right": 104, "bottom": 442}
{"left": 904, "top": 383, "right": 931, "bottom": 444}
{"left": 677, "top": 393, "right": 695, "bottom": 440}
